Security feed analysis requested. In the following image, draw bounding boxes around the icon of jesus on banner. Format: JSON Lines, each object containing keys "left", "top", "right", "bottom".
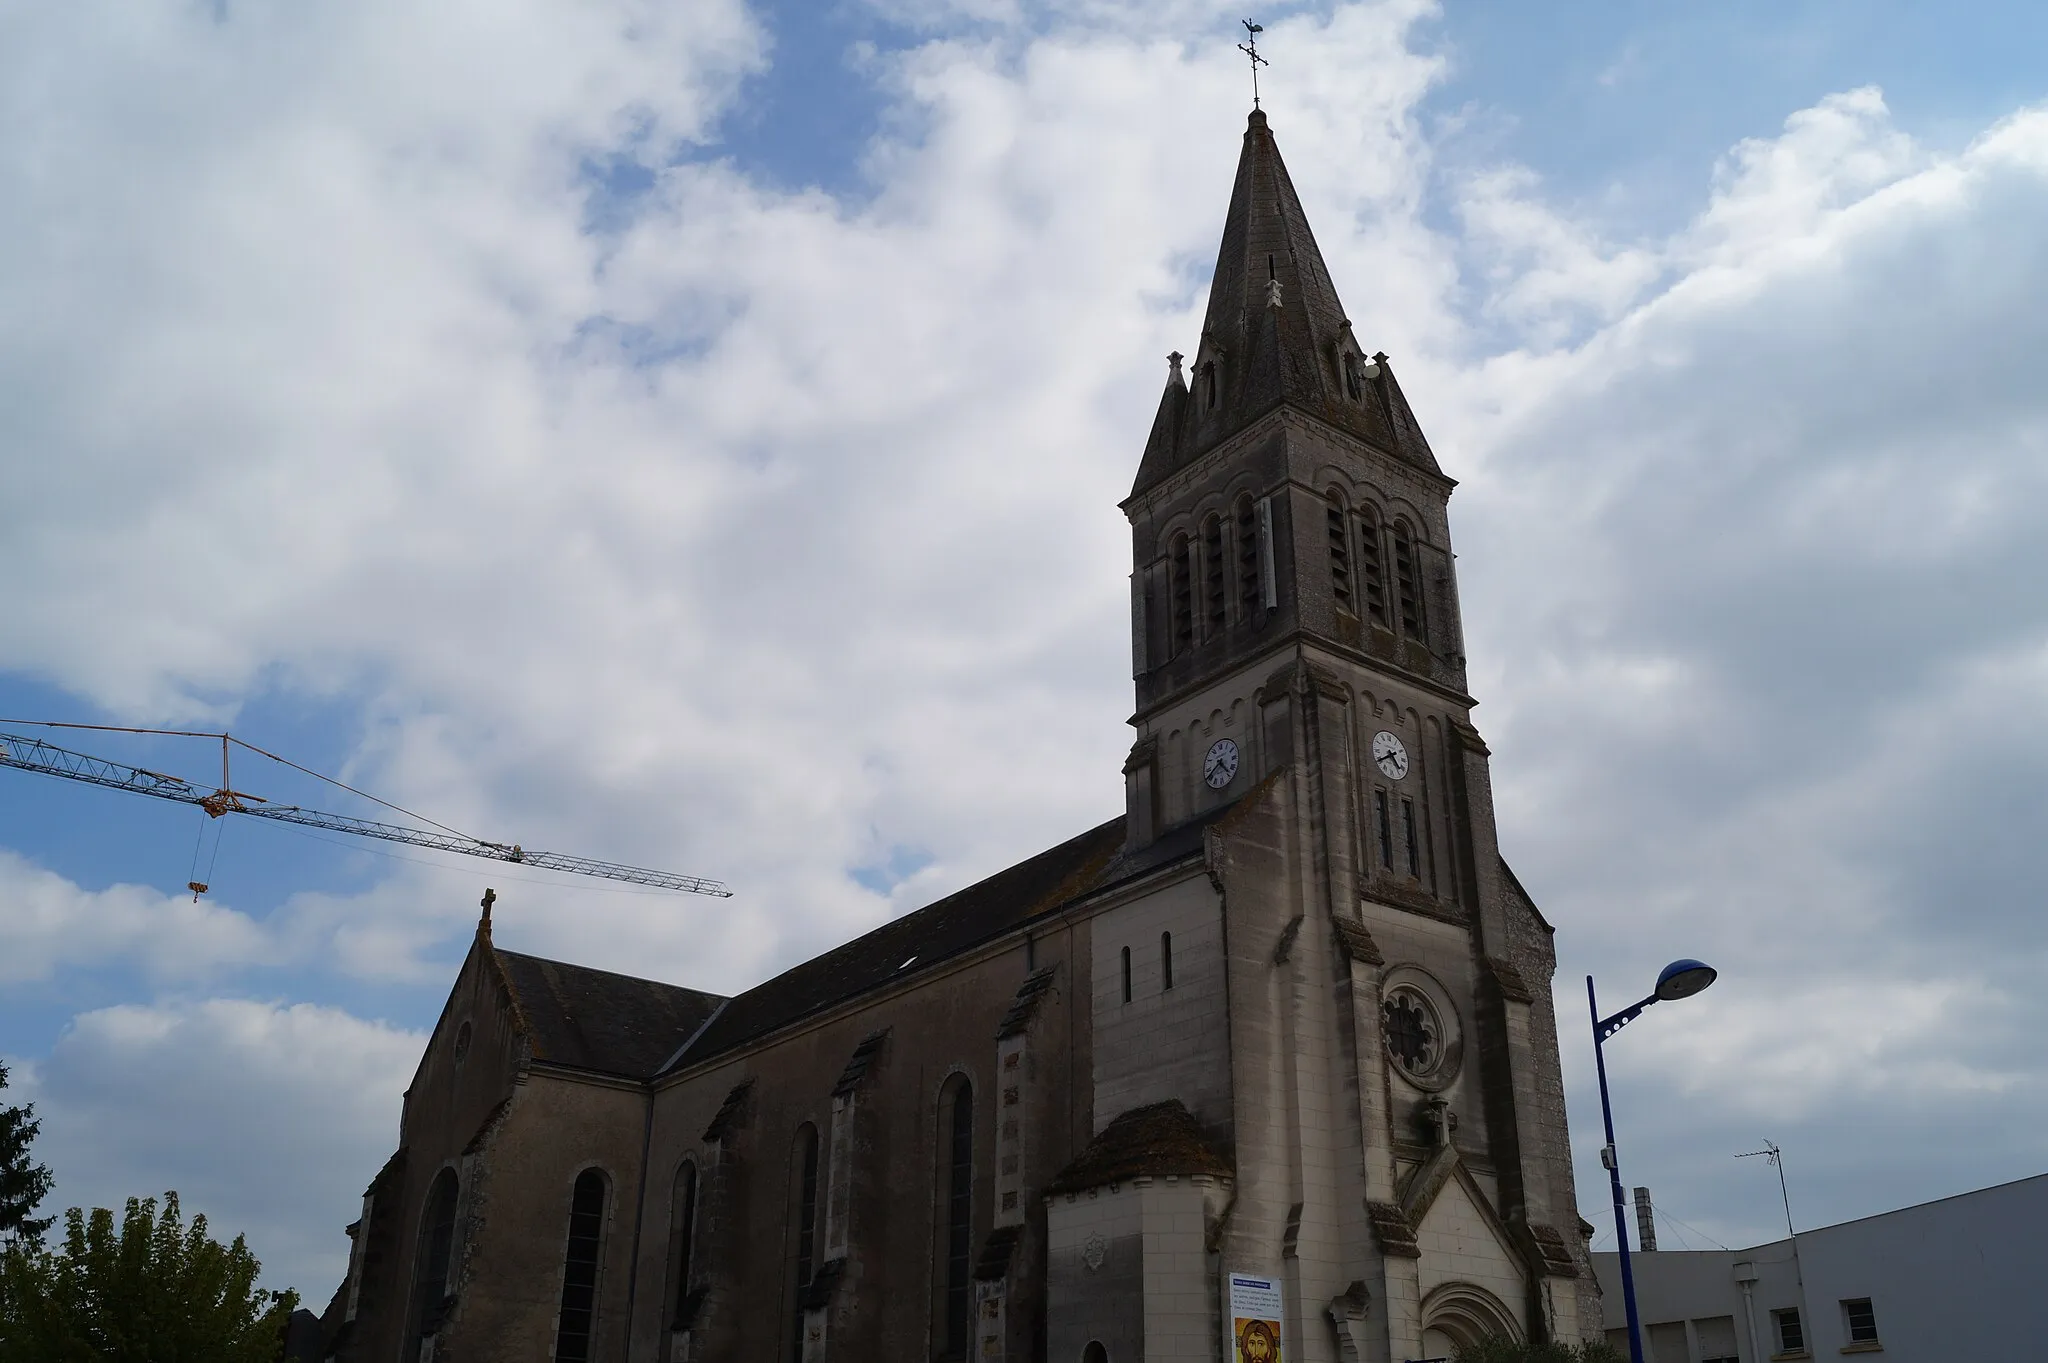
{"left": 1236, "top": 1317, "right": 1281, "bottom": 1362}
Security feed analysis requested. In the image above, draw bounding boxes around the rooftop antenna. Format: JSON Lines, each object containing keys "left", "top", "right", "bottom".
{"left": 1736, "top": 1140, "right": 1796, "bottom": 1238}
{"left": 1238, "top": 19, "right": 1268, "bottom": 110}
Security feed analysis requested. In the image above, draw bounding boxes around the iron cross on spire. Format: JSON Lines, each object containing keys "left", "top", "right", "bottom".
{"left": 1238, "top": 19, "right": 1268, "bottom": 109}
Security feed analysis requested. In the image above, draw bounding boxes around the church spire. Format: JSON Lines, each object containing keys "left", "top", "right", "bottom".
{"left": 1132, "top": 110, "right": 1436, "bottom": 495}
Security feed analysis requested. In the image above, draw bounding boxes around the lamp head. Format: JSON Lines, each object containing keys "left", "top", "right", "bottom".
{"left": 1655, "top": 958, "right": 1718, "bottom": 1001}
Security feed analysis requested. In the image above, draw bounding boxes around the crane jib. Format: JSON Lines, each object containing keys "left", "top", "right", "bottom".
{"left": 0, "top": 729, "right": 731, "bottom": 897}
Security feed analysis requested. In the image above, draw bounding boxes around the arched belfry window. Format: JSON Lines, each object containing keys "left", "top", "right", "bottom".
{"left": 1235, "top": 498, "right": 1260, "bottom": 621}
{"left": 1201, "top": 515, "right": 1226, "bottom": 639}
{"left": 936, "top": 1077, "right": 975, "bottom": 1358}
{"left": 1083, "top": 1343, "right": 1110, "bottom": 1363}
{"left": 1200, "top": 360, "right": 1218, "bottom": 410}
{"left": 554, "top": 1168, "right": 609, "bottom": 1363}
{"left": 1393, "top": 521, "right": 1427, "bottom": 643}
{"left": 667, "top": 1160, "right": 699, "bottom": 1330}
{"left": 1358, "top": 505, "right": 1390, "bottom": 629}
{"left": 1169, "top": 534, "right": 1194, "bottom": 656}
{"left": 408, "top": 1168, "right": 459, "bottom": 1352}
{"left": 786, "top": 1125, "right": 821, "bottom": 1363}
{"left": 1326, "top": 493, "right": 1353, "bottom": 613}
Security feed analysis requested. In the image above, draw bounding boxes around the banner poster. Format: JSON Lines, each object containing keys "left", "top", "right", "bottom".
{"left": 1226, "top": 1273, "right": 1284, "bottom": 1363}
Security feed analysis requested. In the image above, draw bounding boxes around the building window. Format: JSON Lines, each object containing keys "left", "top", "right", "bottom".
{"left": 667, "top": 1161, "right": 698, "bottom": 1330}
{"left": 1161, "top": 932, "right": 1174, "bottom": 991}
{"left": 1842, "top": 1299, "right": 1879, "bottom": 1344}
{"left": 1083, "top": 1343, "right": 1109, "bottom": 1363}
{"left": 1401, "top": 798, "right": 1420, "bottom": 878}
{"left": 555, "top": 1169, "right": 608, "bottom": 1363}
{"left": 1382, "top": 986, "right": 1443, "bottom": 1078}
{"left": 1200, "top": 360, "right": 1218, "bottom": 410}
{"left": 1773, "top": 1307, "right": 1805, "bottom": 1354}
{"left": 1121, "top": 946, "right": 1132, "bottom": 1004}
{"left": 1202, "top": 515, "right": 1226, "bottom": 639}
{"left": 408, "top": 1168, "right": 459, "bottom": 1351}
{"left": 1327, "top": 495, "right": 1353, "bottom": 613}
{"left": 1235, "top": 498, "right": 1261, "bottom": 620}
{"left": 1374, "top": 790, "right": 1393, "bottom": 869}
{"left": 787, "top": 1126, "right": 820, "bottom": 1363}
{"left": 941, "top": 1080, "right": 975, "bottom": 1357}
{"left": 1393, "top": 521, "right": 1427, "bottom": 643}
{"left": 1358, "top": 506, "right": 1389, "bottom": 628}
{"left": 1169, "top": 535, "right": 1194, "bottom": 655}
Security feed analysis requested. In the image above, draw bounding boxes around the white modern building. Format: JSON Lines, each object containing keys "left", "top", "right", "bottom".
{"left": 1592, "top": 1172, "right": 2048, "bottom": 1361}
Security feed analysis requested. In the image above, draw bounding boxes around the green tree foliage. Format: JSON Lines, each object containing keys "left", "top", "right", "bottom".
{"left": 1453, "top": 1338, "right": 1628, "bottom": 1363}
{"left": 0, "top": 1061, "right": 53, "bottom": 1245}
{"left": 0, "top": 1191, "right": 298, "bottom": 1363}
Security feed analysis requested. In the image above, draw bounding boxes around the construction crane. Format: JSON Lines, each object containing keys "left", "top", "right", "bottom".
{"left": 0, "top": 723, "right": 731, "bottom": 897}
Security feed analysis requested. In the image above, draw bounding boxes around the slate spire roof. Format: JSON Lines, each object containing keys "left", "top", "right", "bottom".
{"left": 1132, "top": 109, "right": 1441, "bottom": 496}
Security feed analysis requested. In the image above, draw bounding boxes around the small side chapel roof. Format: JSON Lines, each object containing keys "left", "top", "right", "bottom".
{"left": 493, "top": 949, "right": 726, "bottom": 1079}
{"left": 1045, "top": 1099, "right": 1231, "bottom": 1196}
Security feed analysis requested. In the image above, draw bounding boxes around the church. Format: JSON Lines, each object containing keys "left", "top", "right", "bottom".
{"left": 315, "top": 107, "right": 1600, "bottom": 1363}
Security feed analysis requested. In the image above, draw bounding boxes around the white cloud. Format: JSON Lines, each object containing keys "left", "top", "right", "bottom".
{"left": 16, "top": 998, "right": 422, "bottom": 1298}
{"left": 3, "top": 0, "right": 2048, "bottom": 1270}
{"left": 0, "top": 850, "right": 274, "bottom": 983}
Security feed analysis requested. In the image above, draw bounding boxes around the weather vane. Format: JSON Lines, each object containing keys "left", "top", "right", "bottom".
{"left": 1238, "top": 19, "right": 1268, "bottom": 110}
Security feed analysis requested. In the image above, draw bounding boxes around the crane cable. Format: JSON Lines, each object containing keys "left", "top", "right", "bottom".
{"left": 0, "top": 719, "right": 481, "bottom": 841}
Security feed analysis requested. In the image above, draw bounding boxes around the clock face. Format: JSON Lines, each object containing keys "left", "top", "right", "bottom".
{"left": 1371, "top": 730, "right": 1409, "bottom": 780}
{"left": 1203, "top": 738, "right": 1240, "bottom": 789}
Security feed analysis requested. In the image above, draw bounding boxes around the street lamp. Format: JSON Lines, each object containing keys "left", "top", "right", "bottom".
{"left": 1589, "top": 959, "right": 1718, "bottom": 1363}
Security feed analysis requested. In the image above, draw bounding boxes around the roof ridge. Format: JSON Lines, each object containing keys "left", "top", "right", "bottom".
{"left": 492, "top": 947, "right": 726, "bottom": 1002}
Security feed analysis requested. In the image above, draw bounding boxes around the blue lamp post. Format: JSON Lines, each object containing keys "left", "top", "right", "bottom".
{"left": 1589, "top": 959, "right": 1718, "bottom": 1363}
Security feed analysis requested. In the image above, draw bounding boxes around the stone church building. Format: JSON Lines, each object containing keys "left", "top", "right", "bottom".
{"left": 317, "top": 109, "right": 1600, "bottom": 1363}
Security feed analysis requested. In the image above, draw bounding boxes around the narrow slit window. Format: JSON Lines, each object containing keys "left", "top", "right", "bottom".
{"left": 1358, "top": 507, "right": 1389, "bottom": 628}
{"left": 1121, "top": 946, "right": 1132, "bottom": 1004}
{"left": 1202, "top": 515, "right": 1226, "bottom": 639}
{"left": 1393, "top": 522, "right": 1427, "bottom": 643}
{"left": 1170, "top": 535, "right": 1194, "bottom": 655}
{"left": 1201, "top": 360, "right": 1218, "bottom": 410}
{"left": 788, "top": 1128, "right": 820, "bottom": 1363}
{"left": 669, "top": 1161, "right": 698, "bottom": 1329}
{"left": 1401, "top": 798, "right": 1419, "bottom": 878}
{"left": 1374, "top": 790, "right": 1393, "bottom": 869}
{"left": 1236, "top": 498, "right": 1260, "bottom": 620}
{"left": 944, "top": 1084, "right": 974, "bottom": 1356}
{"left": 1327, "top": 496, "right": 1353, "bottom": 612}
{"left": 408, "top": 1169, "right": 459, "bottom": 1353}
{"left": 1161, "top": 932, "right": 1174, "bottom": 991}
{"left": 555, "top": 1170, "right": 608, "bottom": 1363}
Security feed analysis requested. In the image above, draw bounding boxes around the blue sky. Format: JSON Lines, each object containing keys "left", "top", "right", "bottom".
{"left": 3, "top": 0, "right": 2046, "bottom": 1299}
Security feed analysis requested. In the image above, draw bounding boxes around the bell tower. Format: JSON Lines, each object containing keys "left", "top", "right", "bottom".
{"left": 1123, "top": 108, "right": 1465, "bottom": 851}
{"left": 1106, "top": 109, "right": 1596, "bottom": 1358}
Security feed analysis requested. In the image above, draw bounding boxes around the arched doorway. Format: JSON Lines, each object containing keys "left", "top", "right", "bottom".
{"left": 1419, "top": 1280, "right": 1522, "bottom": 1355}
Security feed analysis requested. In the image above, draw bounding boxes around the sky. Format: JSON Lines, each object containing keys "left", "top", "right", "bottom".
{"left": 3, "top": 0, "right": 2046, "bottom": 1301}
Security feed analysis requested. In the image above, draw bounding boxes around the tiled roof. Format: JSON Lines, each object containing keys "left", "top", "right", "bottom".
{"left": 994, "top": 966, "right": 1058, "bottom": 1040}
{"left": 1045, "top": 1099, "right": 1231, "bottom": 1196}
{"left": 493, "top": 950, "right": 726, "bottom": 1079}
{"left": 670, "top": 817, "right": 1128, "bottom": 1069}
{"left": 830, "top": 1029, "right": 890, "bottom": 1097}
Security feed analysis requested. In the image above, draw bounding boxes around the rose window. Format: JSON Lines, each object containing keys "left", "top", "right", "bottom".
{"left": 1383, "top": 989, "right": 1440, "bottom": 1076}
